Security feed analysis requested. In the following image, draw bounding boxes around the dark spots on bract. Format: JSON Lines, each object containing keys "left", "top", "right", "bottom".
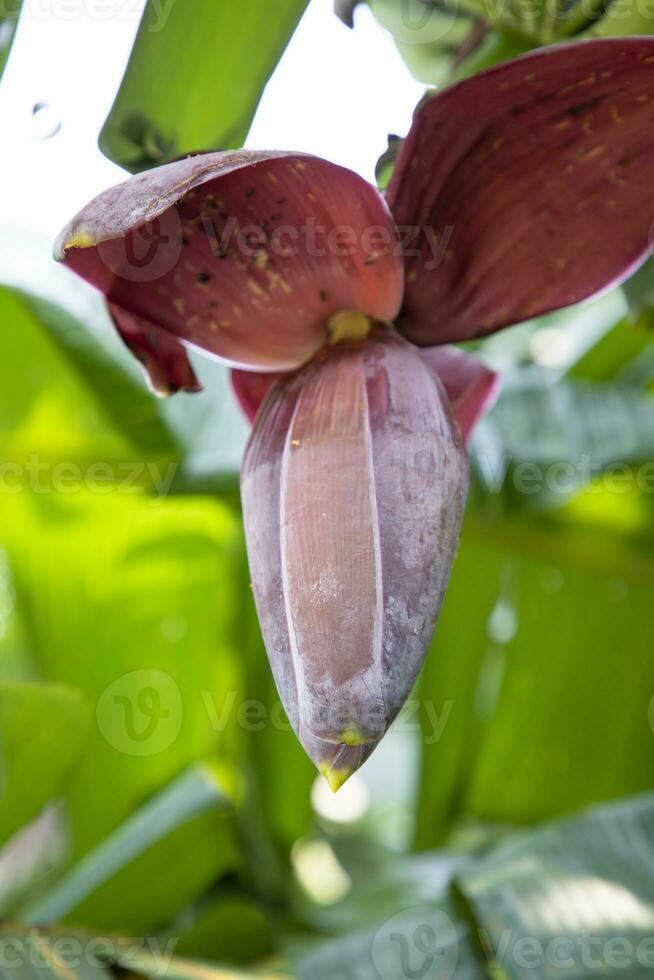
{"left": 147, "top": 327, "right": 159, "bottom": 348}
{"left": 245, "top": 187, "right": 257, "bottom": 199}
{"left": 270, "top": 213, "right": 283, "bottom": 222}
{"left": 319, "top": 289, "right": 328, "bottom": 302}
{"left": 566, "top": 94, "right": 609, "bottom": 117}
{"left": 197, "top": 272, "right": 211, "bottom": 283}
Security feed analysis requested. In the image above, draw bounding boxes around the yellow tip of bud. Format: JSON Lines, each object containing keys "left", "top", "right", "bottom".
{"left": 327, "top": 310, "right": 372, "bottom": 345}
{"left": 64, "top": 228, "right": 96, "bottom": 251}
{"left": 320, "top": 761, "right": 354, "bottom": 793}
{"left": 339, "top": 728, "right": 367, "bottom": 746}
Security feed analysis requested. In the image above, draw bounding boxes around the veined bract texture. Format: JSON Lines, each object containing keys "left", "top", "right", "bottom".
{"left": 241, "top": 328, "right": 468, "bottom": 790}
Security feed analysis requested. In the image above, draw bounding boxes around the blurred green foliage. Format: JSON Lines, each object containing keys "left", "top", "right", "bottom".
{"left": 99, "top": 0, "right": 310, "bottom": 171}
{"left": 0, "top": 0, "right": 21, "bottom": 81}
{"left": 368, "top": 0, "right": 654, "bottom": 88}
{"left": 0, "top": 679, "right": 90, "bottom": 846}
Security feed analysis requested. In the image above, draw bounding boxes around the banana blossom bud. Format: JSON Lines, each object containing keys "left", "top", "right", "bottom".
{"left": 241, "top": 328, "right": 468, "bottom": 789}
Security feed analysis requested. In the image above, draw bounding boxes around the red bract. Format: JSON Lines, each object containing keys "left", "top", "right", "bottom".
{"left": 241, "top": 330, "right": 467, "bottom": 789}
{"left": 55, "top": 151, "right": 404, "bottom": 382}
{"left": 56, "top": 38, "right": 654, "bottom": 788}
{"left": 388, "top": 40, "right": 654, "bottom": 345}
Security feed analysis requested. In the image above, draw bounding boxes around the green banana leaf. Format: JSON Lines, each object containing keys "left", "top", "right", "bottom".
{"left": 0, "top": 283, "right": 247, "bottom": 490}
{"left": 457, "top": 792, "right": 654, "bottom": 979}
{"left": 0, "top": 278, "right": 315, "bottom": 901}
{"left": 7, "top": 793, "right": 654, "bottom": 978}
{"left": 3, "top": 285, "right": 179, "bottom": 459}
{"left": 370, "top": 0, "right": 534, "bottom": 87}
{"left": 0, "top": 490, "right": 244, "bottom": 858}
{"left": 0, "top": 680, "right": 90, "bottom": 846}
{"left": 367, "top": 0, "right": 654, "bottom": 88}
{"left": 295, "top": 899, "right": 485, "bottom": 980}
{"left": 0, "top": 0, "right": 21, "bottom": 80}
{"left": 100, "top": 0, "right": 309, "bottom": 172}
{"left": 623, "top": 257, "right": 654, "bottom": 333}
{"left": 416, "top": 489, "right": 654, "bottom": 846}
{"left": 21, "top": 765, "right": 240, "bottom": 934}
{"left": 166, "top": 895, "right": 276, "bottom": 968}
{"left": 569, "top": 315, "right": 654, "bottom": 386}
{"left": 296, "top": 793, "right": 654, "bottom": 979}
{"left": 475, "top": 376, "right": 654, "bottom": 507}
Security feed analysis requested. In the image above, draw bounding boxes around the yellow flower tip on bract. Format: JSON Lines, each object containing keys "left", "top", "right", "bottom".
{"left": 327, "top": 310, "right": 372, "bottom": 344}
{"left": 64, "top": 227, "right": 96, "bottom": 251}
{"left": 339, "top": 727, "right": 368, "bottom": 746}
{"left": 320, "top": 761, "right": 354, "bottom": 794}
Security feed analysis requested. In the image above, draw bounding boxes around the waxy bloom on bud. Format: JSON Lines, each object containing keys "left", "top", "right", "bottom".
{"left": 241, "top": 329, "right": 468, "bottom": 788}
{"left": 56, "top": 39, "right": 654, "bottom": 787}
